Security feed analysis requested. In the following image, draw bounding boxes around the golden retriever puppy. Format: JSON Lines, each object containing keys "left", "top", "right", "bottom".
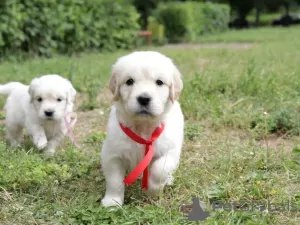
{"left": 101, "top": 51, "right": 184, "bottom": 207}
{"left": 0, "top": 74, "right": 77, "bottom": 155}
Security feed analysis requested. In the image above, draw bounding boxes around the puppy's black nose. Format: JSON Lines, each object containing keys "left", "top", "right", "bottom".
{"left": 137, "top": 95, "right": 151, "bottom": 106}
{"left": 44, "top": 111, "right": 54, "bottom": 117}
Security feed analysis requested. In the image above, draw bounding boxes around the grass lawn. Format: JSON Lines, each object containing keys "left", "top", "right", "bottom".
{"left": 197, "top": 25, "right": 300, "bottom": 43}
{"left": 247, "top": 11, "right": 300, "bottom": 26}
{"left": 1, "top": 26, "right": 300, "bottom": 224}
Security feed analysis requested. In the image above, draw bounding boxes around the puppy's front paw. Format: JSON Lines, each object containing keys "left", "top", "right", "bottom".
{"left": 101, "top": 196, "right": 123, "bottom": 208}
{"left": 166, "top": 175, "right": 174, "bottom": 186}
{"left": 146, "top": 177, "right": 167, "bottom": 197}
{"left": 44, "top": 148, "right": 55, "bottom": 156}
{"left": 145, "top": 187, "right": 161, "bottom": 197}
{"left": 35, "top": 138, "right": 47, "bottom": 150}
{"left": 145, "top": 182, "right": 162, "bottom": 197}
{"left": 9, "top": 141, "right": 21, "bottom": 149}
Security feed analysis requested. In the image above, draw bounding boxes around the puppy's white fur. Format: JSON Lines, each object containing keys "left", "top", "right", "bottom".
{"left": 101, "top": 51, "right": 184, "bottom": 207}
{"left": 0, "top": 74, "right": 76, "bottom": 155}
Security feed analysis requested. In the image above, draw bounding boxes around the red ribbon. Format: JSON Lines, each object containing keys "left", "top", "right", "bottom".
{"left": 119, "top": 122, "right": 165, "bottom": 190}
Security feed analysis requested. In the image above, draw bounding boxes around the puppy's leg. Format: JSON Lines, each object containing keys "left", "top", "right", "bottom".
{"left": 6, "top": 123, "right": 23, "bottom": 148}
{"left": 29, "top": 124, "right": 48, "bottom": 150}
{"left": 101, "top": 157, "right": 126, "bottom": 207}
{"left": 45, "top": 134, "right": 64, "bottom": 156}
{"left": 146, "top": 152, "right": 180, "bottom": 196}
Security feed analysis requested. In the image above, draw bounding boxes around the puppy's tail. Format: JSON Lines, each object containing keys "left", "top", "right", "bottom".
{"left": 0, "top": 82, "right": 23, "bottom": 95}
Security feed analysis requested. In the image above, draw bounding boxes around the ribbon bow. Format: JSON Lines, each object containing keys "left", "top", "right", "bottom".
{"left": 64, "top": 112, "right": 80, "bottom": 148}
{"left": 119, "top": 122, "right": 165, "bottom": 190}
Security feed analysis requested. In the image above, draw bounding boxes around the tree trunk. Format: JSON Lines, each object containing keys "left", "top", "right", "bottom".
{"left": 255, "top": 7, "right": 260, "bottom": 26}
{"left": 284, "top": 3, "right": 290, "bottom": 15}
{"left": 142, "top": 11, "right": 148, "bottom": 29}
{"left": 254, "top": 0, "right": 261, "bottom": 26}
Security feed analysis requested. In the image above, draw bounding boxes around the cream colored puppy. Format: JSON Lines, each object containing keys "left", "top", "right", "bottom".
{"left": 0, "top": 74, "right": 76, "bottom": 155}
{"left": 101, "top": 51, "right": 184, "bottom": 207}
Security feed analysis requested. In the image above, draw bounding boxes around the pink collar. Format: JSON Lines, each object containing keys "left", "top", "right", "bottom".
{"left": 64, "top": 112, "right": 80, "bottom": 148}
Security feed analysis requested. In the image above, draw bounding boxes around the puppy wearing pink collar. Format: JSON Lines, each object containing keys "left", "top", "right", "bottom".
{"left": 0, "top": 74, "right": 77, "bottom": 155}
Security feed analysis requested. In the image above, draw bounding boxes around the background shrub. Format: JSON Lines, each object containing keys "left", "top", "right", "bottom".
{"left": 0, "top": 1, "right": 25, "bottom": 58}
{"left": 147, "top": 17, "right": 166, "bottom": 45}
{"left": 0, "top": 0, "right": 140, "bottom": 58}
{"left": 156, "top": 1, "right": 230, "bottom": 43}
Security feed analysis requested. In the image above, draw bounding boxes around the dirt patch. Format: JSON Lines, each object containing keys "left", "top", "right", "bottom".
{"left": 74, "top": 88, "right": 112, "bottom": 111}
{"left": 72, "top": 89, "right": 112, "bottom": 142}
{"left": 258, "top": 134, "right": 299, "bottom": 152}
{"left": 195, "top": 58, "right": 213, "bottom": 70}
{"left": 73, "top": 109, "right": 107, "bottom": 142}
{"left": 163, "top": 43, "right": 255, "bottom": 50}
{"left": 96, "top": 88, "right": 113, "bottom": 106}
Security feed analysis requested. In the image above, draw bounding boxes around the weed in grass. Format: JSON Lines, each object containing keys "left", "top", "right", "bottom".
{"left": 0, "top": 112, "right": 5, "bottom": 120}
{"left": 79, "top": 75, "right": 102, "bottom": 111}
{"left": 66, "top": 59, "right": 78, "bottom": 90}
{"left": 84, "top": 131, "right": 107, "bottom": 145}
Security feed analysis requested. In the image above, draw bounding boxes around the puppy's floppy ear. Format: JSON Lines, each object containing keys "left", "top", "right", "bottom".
{"left": 108, "top": 70, "right": 120, "bottom": 101}
{"left": 169, "top": 66, "right": 183, "bottom": 103}
{"left": 28, "top": 78, "right": 40, "bottom": 102}
{"left": 67, "top": 86, "right": 77, "bottom": 104}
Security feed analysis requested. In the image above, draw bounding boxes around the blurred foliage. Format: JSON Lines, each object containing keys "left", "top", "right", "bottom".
{"left": 156, "top": 2, "right": 230, "bottom": 43}
{"left": 147, "top": 17, "right": 166, "bottom": 45}
{"left": 0, "top": 0, "right": 140, "bottom": 59}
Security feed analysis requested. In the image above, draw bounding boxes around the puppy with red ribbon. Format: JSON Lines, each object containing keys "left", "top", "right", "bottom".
{"left": 100, "top": 51, "right": 184, "bottom": 207}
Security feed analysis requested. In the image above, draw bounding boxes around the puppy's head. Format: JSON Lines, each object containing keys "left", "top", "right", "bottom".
{"left": 28, "top": 74, "right": 76, "bottom": 121}
{"left": 109, "top": 51, "right": 183, "bottom": 120}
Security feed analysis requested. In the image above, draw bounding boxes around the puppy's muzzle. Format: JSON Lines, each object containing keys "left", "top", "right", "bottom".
{"left": 137, "top": 94, "right": 151, "bottom": 107}
{"left": 44, "top": 110, "right": 54, "bottom": 118}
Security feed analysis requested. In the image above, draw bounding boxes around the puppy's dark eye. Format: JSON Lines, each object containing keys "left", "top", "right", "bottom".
{"left": 37, "top": 97, "right": 43, "bottom": 102}
{"left": 57, "top": 98, "right": 62, "bottom": 102}
{"left": 156, "top": 80, "right": 164, "bottom": 86}
{"left": 126, "top": 78, "right": 134, "bottom": 86}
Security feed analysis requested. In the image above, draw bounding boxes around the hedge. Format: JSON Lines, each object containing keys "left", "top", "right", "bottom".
{"left": 155, "top": 2, "right": 230, "bottom": 43}
{"left": 147, "top": 17, "right": 166, "bottom": 45}
{"left": 0, "top": 0, "right": 140, "bottom": 58}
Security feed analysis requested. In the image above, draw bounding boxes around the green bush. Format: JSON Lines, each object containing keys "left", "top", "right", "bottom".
{"left": 156, "top": 2, "right": 230, "bottom": 43}
{"left": 0, "top": 0, "right": 140, "bottom": 58}
{"left": 0, "top": 1, "right": 25, "bottom": 58}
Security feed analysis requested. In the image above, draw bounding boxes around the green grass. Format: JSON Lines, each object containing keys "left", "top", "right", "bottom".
{"left": 247, "top": 12, "right": 297, "bottom": 26}
{"left": 198, "top": 25, "right": 300, "bottom": 43}
{"left": 1, "top": 27, "right": 300, "bottom": 224}
{"left": 247, "top": 12, "right": 281, "bottom": 25}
